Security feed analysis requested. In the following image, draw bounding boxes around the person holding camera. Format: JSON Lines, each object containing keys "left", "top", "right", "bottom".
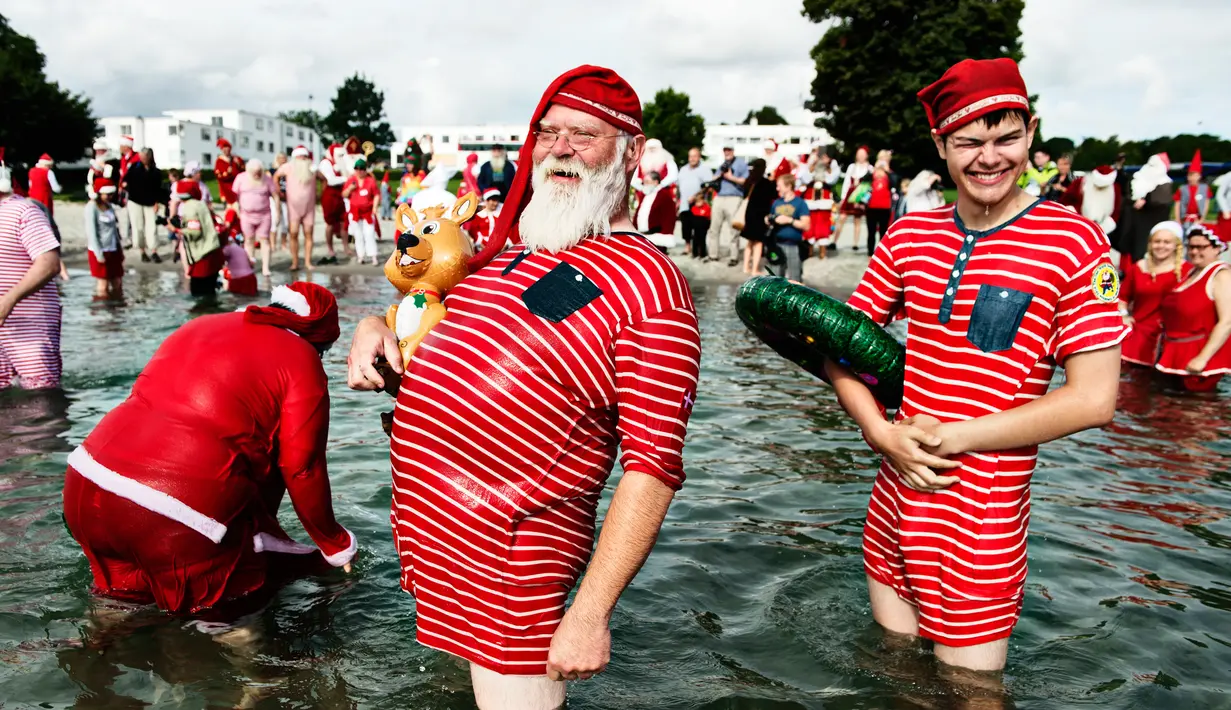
{"left": 705, "top": 145, "right": 749, "bottom": 265}
{"left": 677, "top": 147, "right": 714, "bottom": 259}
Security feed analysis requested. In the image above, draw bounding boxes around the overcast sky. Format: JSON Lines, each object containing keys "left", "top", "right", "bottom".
{"left": 5, "top": 0, "right": 1228, "bottom": 141}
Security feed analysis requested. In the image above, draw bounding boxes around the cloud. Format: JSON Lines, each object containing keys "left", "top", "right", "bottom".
{"left": 6, "top": 0, "right": 1227, "bottom": 142}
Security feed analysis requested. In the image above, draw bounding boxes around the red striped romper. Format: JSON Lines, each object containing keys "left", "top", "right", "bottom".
{"left": 847, "top": 201, "right": 1127, "bottom": 647}
{"left": 389, "top": 231, "right": 701, "bottom": 674}
{"left": 0, "top": 196, "right": 61, "bottom": 389}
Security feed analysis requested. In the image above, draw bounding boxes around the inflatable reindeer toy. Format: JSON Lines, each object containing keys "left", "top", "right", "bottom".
{"left": 378, "top": 194, "right": 481, "bottom": 434}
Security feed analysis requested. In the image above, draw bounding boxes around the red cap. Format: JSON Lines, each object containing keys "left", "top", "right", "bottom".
{"left": 1159, "top": 152, "right": 1172, "bottom": 170}
{"left": 1190, "top": 149, "right": 1203, "bottom": 175}
{"left": 216, "top": 137, "right": 231, "bottom": 149}
{"left": 38, "top": 153, "right": 53, "bottom": 163}
{"left": 476, "top": 65, "right": 642, "bottom": 273}
{"left": 917, "top": 58, "right": 1030, "bottom": 135}
{"left": 173, "top": 179, "right": 202, "bottom": 200}
{"left": 482, "top": 187, "right": 502, "bottom": 201}
{"left": 245, "top": 283, "right": 340, "bottom": 348}
{"left": 467, "top": 153, "right": 478, "bottom": 164}
{"left": 93, "top": 178, "right": 116, "bottom": 194}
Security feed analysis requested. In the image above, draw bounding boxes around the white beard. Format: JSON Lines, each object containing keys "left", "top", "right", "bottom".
{"left": 1082, "top": 181, "right": 1115, "bottom": 222}
{"left": 291, "top": 157, "right": 314, "bottom": 185}
{"left": 490, "top": 156, "right": 507, "bottom": 172}
{"left": 519, "top": 146, "right": 629, "bottom": 254}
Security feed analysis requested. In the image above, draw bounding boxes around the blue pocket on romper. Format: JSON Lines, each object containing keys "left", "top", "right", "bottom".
{"left": 521, "top": 262, "right": 603, "bottom": 323}
{"left": 966, "top": 284, "right": 1033, "bottom": 353}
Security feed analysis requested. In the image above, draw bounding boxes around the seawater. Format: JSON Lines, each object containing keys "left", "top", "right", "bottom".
{"left": 1, "top": 270, "right": 1229, "bottom": 709}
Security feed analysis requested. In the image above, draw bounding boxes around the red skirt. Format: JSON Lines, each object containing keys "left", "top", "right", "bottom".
{"left": 88, "top": 250, "right": 124, "bottom": 279}
{"left": 1121, "top": 318, "right": 1162, "bottom": 367}
{"left": 227, "top": 273, "right": 258, "bottom": 296}
{"left": 187, "top": 249, "right": 225, "bottom": 279}
{"left": 1217, "top": 214, "right": 1231, "bottom": 244}
{"left": 321, "top": 187, "right": 345, "bottom": 228}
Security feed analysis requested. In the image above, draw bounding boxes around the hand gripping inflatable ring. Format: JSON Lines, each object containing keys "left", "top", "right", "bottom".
{"left": 735, "top": 276, "right": 906, "bottom": 408}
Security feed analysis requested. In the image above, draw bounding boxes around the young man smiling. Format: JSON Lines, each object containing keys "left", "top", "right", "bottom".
{"left": 828, "top": 58, "right": 1128, "bottom": 673}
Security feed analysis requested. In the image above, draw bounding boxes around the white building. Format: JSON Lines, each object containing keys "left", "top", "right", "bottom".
{"left": 97, "top": 110, "right": 323, "bottom": 170}
{"left": 390, "top": 120, "right": 831, "bottom": 171}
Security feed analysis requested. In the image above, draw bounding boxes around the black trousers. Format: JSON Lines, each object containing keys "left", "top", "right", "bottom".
{"left": 866, "top": 208, "right": 891, "bottom": 253}
{"left": 680, "top": 211, "right": 711, "bottom": 258}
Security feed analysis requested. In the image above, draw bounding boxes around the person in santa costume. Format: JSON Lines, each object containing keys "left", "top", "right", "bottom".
{"left": 317, "top": 143, "right": 349, "bottom": 264}
{"left": 86, "top": 140, "right": 120, "bottom": 201}
{"left": 634, "top": 169, "right": 678, "bottom": 253}
{"left": 343, "top": 158, "right": 380, "bottom": 266}
{"left": 462, "top": 187, "right": 502, "bottom": 250}
{"left": 1215, "top": 170, "right": 1231, "bottom": 244}
{"left": 1123, "top": 153, "right": 1175, "bottom": 265}
{"left": 630, "top": 138, "right": 678, "bottom": 202}
{"left": 214, "top": 138, "right": 246, "bottom": 208}
{"left": 1174, "top": 150, "right": 1211, "bottom": 228}
{"left": 760, "top": 139, "right": 794, "bottom": 182}
{"left": 1060, "top": 164, "right": 1122, "bottom": 237}
{"left": 62, "top": 282, "right": 357, "bottom": 617}
{"left": 835, "top": 145, "right": 872, "bottom": 251}
{"left": 346, "top": 64, "right": 701, "bottom": 708}
{"left": 83, "top": 178, "right": 124, "bottom": 300}
{"left": 170, "top": 179, "right": 225, "bottom": 298}
{"left": 1118, "top": 220, "right": 1191, "bottom": 367}
{"left": 26, "top": 154, "right": 62, "bottom": 216}
{"left": 460, "top": 152, "right": 481, "bottom": 199}
{"left": 1156, "top": 224, "right": 1231, "bottom": 391}
{"left": 833, "top": 57, "right": 1126, "bottom": 675}
{"left": 117, "top": 135, "right": 140, "bottom": 185}
{"left": 274, "top": 145, "right": 317, "bottom": 271}
{"left": 0, "top": 154, "right": 63, "bottom": 391}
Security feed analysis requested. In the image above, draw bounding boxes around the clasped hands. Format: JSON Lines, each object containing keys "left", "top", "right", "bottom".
{"left": 866, "top": 414, "right": 963, "bottom": 492}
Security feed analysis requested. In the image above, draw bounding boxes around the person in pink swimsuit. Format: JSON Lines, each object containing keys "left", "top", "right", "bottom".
{"left": 274, "top": 145, "right": 317, "bottom": 271}
{"left": 233, "top": 159, "right": 279, "bottom": 276}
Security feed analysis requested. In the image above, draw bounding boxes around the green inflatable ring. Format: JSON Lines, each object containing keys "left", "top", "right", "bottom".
{"left": 735, "top": 276, "right": 906, "bottom": 408}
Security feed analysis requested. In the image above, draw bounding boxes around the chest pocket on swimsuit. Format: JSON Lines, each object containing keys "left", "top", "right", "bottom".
{"left": 521, "top": 262, "right": 602, "bottom": 323}
{"left": 967, "top": 284, "right": 1033, "bottom": 353}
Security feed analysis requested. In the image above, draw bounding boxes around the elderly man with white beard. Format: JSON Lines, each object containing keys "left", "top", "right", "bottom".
{"left": 346, "top": 65, "right": 701, "bottom": 710}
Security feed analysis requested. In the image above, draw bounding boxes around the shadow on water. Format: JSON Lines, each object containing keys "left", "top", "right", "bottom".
{"left": 1, "top": 274, "right": 1230, "bottom": 708}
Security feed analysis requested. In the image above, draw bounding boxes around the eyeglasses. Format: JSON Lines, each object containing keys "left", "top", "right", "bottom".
{"left": 533, "top": 129, "right": 620, "bottom": 150}
{"left": 1188, "top": 243, "right": 1215, "bottom": 251}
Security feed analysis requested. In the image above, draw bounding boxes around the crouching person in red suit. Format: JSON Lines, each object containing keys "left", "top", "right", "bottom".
{"left": 62, "top": 282, "right": 357, "bottom": 618}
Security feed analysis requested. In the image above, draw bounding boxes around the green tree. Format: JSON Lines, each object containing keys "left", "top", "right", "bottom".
{"left": 0, "top": 14, "right": 97, "bottom": 168}
{"left": 322, "top": 74, "right": 396, "bottom": 149}
{"left": 804, "top": 0, "right": 1026, "bottom": 174}
{"left": 641, "top": 88, "right": 706, "bottom": 161}
{"left": 742, "top": 106, "right": 789, "bottom": 125}
{"left": 278, "top": 109, "right": 327, "bottom": 141}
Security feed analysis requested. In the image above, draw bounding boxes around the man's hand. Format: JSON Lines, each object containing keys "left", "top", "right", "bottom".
{"left": 1186, "top": 355, "right": 1210, "bottom": 374}
{"left": 1134, "top": 198, "right": 1146, "bottom": 210}
{"left": 0, "top": 297, "right": 13, "bottom": 329}
{"left": 347, "top": 315, "right": 403, "bottom": 390}
{"left": 546, "top": 607, "right": 610, "bottom": 682}
{"left": 866, "top": 417, "right": 961, "bottom": 492}
{"left": 774, "top": 214, "right": 794, "bottom": 225}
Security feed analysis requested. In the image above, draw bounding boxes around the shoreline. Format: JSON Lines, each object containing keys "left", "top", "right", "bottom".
{"left": 49, "top": 201, "right": 872, "bottom": 290}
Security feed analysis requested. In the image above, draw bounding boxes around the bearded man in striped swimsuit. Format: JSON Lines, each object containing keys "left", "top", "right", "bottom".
{"left": 347, "top": 66, "right": 701, "bottom": 710}
{"left": 827, "top": 58, "right": 1128, "bottom": 678}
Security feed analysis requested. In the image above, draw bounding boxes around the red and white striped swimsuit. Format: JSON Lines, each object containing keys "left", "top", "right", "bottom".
{"left": 848, "top": 201, "right": 1126, "bottom": 647}
{"left": 389, "top": 231, "right": 701, "bottom": 674}
{"left": 0, "top": 196, "right": 61, "bottom": 389}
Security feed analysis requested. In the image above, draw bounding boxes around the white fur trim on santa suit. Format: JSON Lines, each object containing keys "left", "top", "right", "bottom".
{"left": 1090, "top": 166, "right": 1117, "bottom": 188}
{"left": 322, "top": 530, "right": 358, "bottom": 567}
{"left": 93, "top": 140, "right": 108, "bottom": 151}
{"left": 269, "top": 284, "right": 312, "bottom": 317}
{"left": 291, "top": 146, "right": 310, "bottom": 159}
{"left": 1081, "top": 176, "right": 1116, "bottom": 232}
{"left": 119, "top": 135, "right": 134, "bottom": 147}
{"left": 68, "top": 446, "right": 229, "bottom": 544}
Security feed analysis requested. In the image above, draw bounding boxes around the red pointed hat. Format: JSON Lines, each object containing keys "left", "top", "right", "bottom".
{"left": 473, "top": 65, "right": 643, "bottom": 273}
{"left": 216, "top": 137, "right": 232, "bottom": 149}
{"left": 245, "top": 283, "right": 340, "bottom": 348}
{"left": 917, "top": 58, "right": 1031, "bottom": 135}
{"left": 1190, "top": 149, "right": 1203, "bottom": 174}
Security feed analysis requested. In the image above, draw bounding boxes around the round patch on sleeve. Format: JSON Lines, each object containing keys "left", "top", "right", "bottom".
{"left": 1091, "top": 263, "right": 1120, "bottom": 303}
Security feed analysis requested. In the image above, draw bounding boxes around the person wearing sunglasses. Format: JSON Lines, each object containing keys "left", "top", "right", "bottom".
{"left": 1156, "top": 224, "right": 1231, "bottom": 390}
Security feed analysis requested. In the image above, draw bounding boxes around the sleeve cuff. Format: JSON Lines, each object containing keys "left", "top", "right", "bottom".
{"left": 622, "top": 464, "right": 684, "bottom": 492}
{"left": 322, "top": 528, "right": 357, "bottom": 567}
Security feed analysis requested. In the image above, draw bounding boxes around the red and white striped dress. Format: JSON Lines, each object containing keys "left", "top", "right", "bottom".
{"left": 0, "top": 196, "right": 61, "bottom": 389}
{"left": 389, "top": 231, "right": 701, "bottom": 674}
{"left": 847, "top": 201, "right": 1126, "bottom": 647}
